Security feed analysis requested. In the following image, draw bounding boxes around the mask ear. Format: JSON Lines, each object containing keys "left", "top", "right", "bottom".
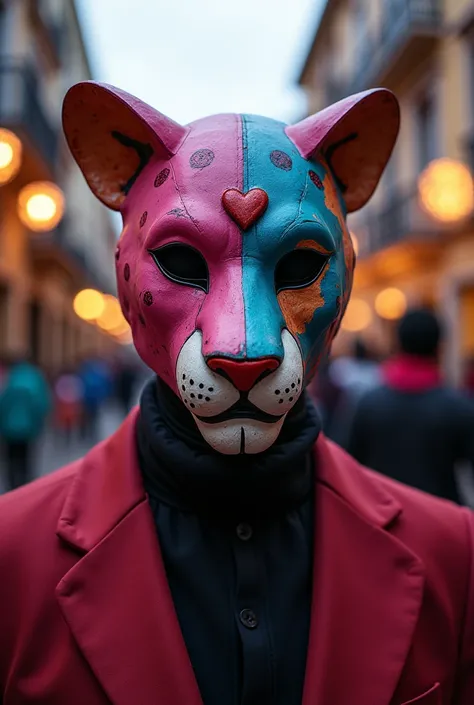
{"left": 286, "top": 89, "right": 400, "bottom": 213}
{"left": 62, "top": 82, "right": 189, "bottom": 211}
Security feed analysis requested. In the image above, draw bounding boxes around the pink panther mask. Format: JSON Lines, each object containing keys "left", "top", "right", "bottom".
{"left": 63, "top": 84, "right": 399, "bottom": 455}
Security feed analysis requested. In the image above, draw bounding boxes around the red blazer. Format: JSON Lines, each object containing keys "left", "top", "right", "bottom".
{"left": 0, "top": 409, "right": 473, "bottom": 705}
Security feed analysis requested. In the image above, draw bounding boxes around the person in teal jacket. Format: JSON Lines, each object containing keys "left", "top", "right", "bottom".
{"left": 0, "top": 356, "right": 51, "bottom": 490}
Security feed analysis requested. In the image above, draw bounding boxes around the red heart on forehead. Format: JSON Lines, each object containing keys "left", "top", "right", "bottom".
{"left": 222, "top": 188, "right": 269, "bottom": 231}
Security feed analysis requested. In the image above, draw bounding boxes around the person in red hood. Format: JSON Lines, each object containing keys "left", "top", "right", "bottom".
{"left": 348, "top": 308, "right": 474, "bottom": 503}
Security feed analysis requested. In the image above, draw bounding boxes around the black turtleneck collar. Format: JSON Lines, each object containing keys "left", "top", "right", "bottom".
{"left": 136, "top": 377, "right": 321, "bottom": 520}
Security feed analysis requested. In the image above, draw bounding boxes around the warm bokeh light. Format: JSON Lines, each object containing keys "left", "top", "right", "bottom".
{"left": 111, "top": 321, "right": 133, "bottom": 345}
{"left": 350, "top": 231, "right": 359, "bottom": 256}
{"left": 0, "top": 128, "right": 22, "bottom": 185}
{"left": 109, "top": 318, "right": 131, "bottom": 337}
{"left": 375, "top": 287, "right": 407, "bottom": 320}
{"left": 17, "top": 181, "right": 65, "bottom": 231}
{"left": 116, "top": 329, "right": 133, "bottom": 345}
{"left": 96, "top": 295, "right": 125, "bottom": 332}
{"left": 418, "top": 158, "right": 474, "bottom": 223}
{"left": 73, "top": 289, "right": 105, "bottom": 321}
{"left": 341, "top": 298, "right": 372, "bottom": 332}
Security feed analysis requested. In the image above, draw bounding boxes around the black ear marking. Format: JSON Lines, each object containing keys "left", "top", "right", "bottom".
{"left": 111, "top": 131, "right": 154, "bottom": 195}
{"left": 323, "top": 132, "right": 358, "bottom": 194}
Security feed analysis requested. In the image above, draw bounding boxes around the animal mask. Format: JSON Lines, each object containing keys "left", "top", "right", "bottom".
{"left": 63, "top": 84, "right": 399, "bottom": 455}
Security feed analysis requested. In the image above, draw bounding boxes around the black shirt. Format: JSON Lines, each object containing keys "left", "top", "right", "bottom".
{"left": 137, "top": 379, "right": 320, "bottom": 705}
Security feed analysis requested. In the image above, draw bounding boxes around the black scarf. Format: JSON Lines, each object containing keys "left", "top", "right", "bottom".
{"left": 137, "top": 377, "right": 321, "bottom": 520}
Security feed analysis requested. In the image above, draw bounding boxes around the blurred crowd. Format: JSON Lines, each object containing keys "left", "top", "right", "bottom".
{"left": 0, "top": 351, "right": 145, "bottom": 492}
{"left": 310, "top": 308, "right": 474, "bottom": 506}
{"left": 1, "top": 306, "right": 474, "bottom": 508}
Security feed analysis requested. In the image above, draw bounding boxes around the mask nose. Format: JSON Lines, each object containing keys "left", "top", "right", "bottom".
{"left": 207, "top": 357, "right": 280, "bottom": 392}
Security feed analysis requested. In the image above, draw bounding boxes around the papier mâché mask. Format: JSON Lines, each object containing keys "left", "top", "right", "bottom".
{"left": 63, "top": 84, "right": 399, "bottom": 454}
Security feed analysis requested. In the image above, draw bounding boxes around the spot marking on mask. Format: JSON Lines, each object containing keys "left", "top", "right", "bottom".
{"left": 277, "top": 239, "right": 331, "bottom": 336}
{"left": 154, "top": 168, "right": 170, "bottom": 187}
{"left": 124, "top": 263, "right": 130, "bottom": 282}
{"left": 270, "top": 150, "right": 292, "bottom": 171}
{"left": 139, "top": 211, "right": 148, "bottom": 228}
{"left": 190, "top": 148, "right": 214, "bottom": 169}
{"left": 143, "top": 291, "right": 153, "bottom": 306}
{"left": 309, "top": 170, "right": 323, "bottom": 190}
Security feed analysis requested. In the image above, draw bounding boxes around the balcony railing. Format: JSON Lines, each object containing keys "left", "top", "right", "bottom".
{"left": 354, "top": 187, "right": 444, "bottom": 259}
{"left": 0, "top": 61, "right": 58, "bottom": 170}
{"left": 381, "top": 0, "right": 440, "bottom": 40}
{"left": 30, "top": 0, "right": 63, "bottom": 64}
{"left": 352, "top": 0, "right": 441, "bottom": 92}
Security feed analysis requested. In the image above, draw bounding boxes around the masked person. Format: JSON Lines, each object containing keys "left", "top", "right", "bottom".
{"left": 0, "top": 84, "right": 472, "bottom": 705}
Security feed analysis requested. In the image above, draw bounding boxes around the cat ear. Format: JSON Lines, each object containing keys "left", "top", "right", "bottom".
{"left": 286, "top": 89, "right": 400, "bottom": 213}
{"left": 62, "top": 82, "right": 188, "bottom": 211}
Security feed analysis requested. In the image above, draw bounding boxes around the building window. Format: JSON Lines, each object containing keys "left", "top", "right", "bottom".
{"left": 415, "top": 91, "right": 438, "bottom": 172}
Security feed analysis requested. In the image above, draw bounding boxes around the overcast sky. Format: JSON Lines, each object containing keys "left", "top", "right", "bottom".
{"left": 76, "top": 0, "right": 323, "bottom": 126}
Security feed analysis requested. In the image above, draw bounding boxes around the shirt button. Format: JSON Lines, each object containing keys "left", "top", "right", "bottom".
{"left": 239, "top": 608, "right": 258, "bottom": 629}
{"left": 236, "top": 523, "right": 253, "bottom": 541}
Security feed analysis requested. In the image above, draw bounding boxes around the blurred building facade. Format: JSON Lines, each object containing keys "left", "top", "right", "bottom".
{"left": 0, "top": 0, "right": 117, "bottom": 375}
{"left": 299, "top": 0, "right": 474, "bottom": 383}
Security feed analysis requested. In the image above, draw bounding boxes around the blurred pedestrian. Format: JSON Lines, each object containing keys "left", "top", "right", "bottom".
{"left": 347, "top": 309, "right": 474, "bottom": 503}
{"left": 307, "top": 353, "right": 339, "bottom": 432}
{"left": 325, "top": 338, "right": 381, "bottom": 446}
{"left": 78, "top": 355, "right": 113, "bottom": 443}
{"left": 53, "top": 369, "right": 84, "bottom": 446}
{"left": 114, "top": 357, "right": 139, "bottom": 417}
{"left": 464, "top": 357, "right": 474, "bottom": 398}
{"left": 0, "top": 355, "right": 51, "bottom": 490}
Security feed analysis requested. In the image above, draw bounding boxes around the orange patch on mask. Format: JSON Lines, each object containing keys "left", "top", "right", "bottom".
{"left": 323, "top": 172, "right": 345, "bottom": 230}
{"left": 322, "top": 172, "right": 355, "bottom": 279}
{"left": 278, "top": 239, "right": 330, "bottom": 336}
{"left": 296, "top": 239, "right": 332, "bottom": 256}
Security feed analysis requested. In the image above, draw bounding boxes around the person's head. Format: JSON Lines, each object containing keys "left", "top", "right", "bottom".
{"left": 397, "top": 309, "right": 442, "bottom": 358}
{"left": 63, "top": 82, "right": 399, "bottom": 455}
{"left": 353, "top": 338, "right": 370, "bottom": 361}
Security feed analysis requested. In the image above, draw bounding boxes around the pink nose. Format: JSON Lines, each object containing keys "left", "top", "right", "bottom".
{"left": 207, "top": 357, "right": 280, "bottom": 392}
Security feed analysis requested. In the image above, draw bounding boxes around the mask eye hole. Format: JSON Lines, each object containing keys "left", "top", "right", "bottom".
{"left": 149, "top": 243, "right": 209, "bottom": 293}
{"left": 275, "top": 248, "right": 329, "bottom": 294}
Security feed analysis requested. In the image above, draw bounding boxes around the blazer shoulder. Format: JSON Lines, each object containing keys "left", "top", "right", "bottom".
{"left": 323, "top": 438, "right": 472, "bottom": 570}
{"left": 363, "top": 462, "right": 474, "bottom": 583}
{"left": 0, "top": 462, "right": 78, "bottom": 554}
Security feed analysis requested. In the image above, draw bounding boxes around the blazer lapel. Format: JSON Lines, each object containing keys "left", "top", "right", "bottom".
{"left": 303, "top": 438, "right": 425, "bottom": 705}
{"left": 56, "top": 410, "right": 202, "bottom": 705}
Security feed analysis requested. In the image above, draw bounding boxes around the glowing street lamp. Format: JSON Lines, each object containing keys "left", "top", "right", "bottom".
{"left": 17, "top": 181, "right": 65, "bottom": 231}
{"left": 341, "top": 298, "right": 372, "bottom": 332}
{"left": 73, "top": 289, "right": 105, "bottom": 321}
{"left": 96, "top": 295, "right": 125, "bottom": 332}
{"left": 418, "top": 158, "right": 474, "bottom": 223}
{"left": 375, "top": 287, "right": 407, "bottom": 321}
{"left": 0, "top": 129, "right": 22, "bottom": 185}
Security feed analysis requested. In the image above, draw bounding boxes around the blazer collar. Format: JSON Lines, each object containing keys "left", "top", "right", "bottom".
{"left": 57, "top": 408, "right": 144, "bottom": 552}
{"left": 57, "top": 414, "right": 402, "bottom": 552}
{"left": 316, "top": 433, "right": 402, "bottom": 527}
